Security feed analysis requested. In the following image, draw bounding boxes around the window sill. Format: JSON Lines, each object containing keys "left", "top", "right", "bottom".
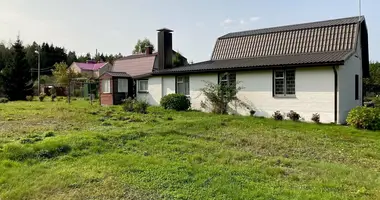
{"left": 138, "top": 91, "right": 149, "bottom": 94}
{"left": 273, "top": 95, "right": 296, "bottom": 99}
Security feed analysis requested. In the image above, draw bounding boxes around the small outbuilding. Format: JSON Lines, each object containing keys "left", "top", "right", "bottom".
{"left": 99, "top": 72, "right": 133, "bottom": 105}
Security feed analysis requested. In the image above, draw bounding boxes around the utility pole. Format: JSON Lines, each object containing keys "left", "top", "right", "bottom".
{"left": 35, "top": 50, "right": 41, "bottom": 95}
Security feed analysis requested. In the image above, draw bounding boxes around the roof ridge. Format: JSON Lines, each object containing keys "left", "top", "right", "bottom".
{"left": 219, "top": 15, "right": 364, "bottom": 39}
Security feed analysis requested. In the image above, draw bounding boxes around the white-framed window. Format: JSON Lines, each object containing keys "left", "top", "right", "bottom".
{"left": 176, "top": 76, "right": 189, "bottom": 96}
{"left": 102, "top": 79, "right": 111, "bottom": 93}
{"left": 138, "top": 79, "right": 148, "bottom": 93}
{"left": 274, "top": 69, "right": 295, "bottom": 96}
{"left": 118, "top": 79, "right": 128, "bottom": 93}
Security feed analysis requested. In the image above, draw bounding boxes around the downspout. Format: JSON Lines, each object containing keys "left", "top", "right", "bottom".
{"left": 333, "top": 66, "right": 338, "bottom": 124}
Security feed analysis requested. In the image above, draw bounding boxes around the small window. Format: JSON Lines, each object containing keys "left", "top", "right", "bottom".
{"left": 102, "top": 79, "right": 111, "bottom": 93}
{"left": 355, "top": 74, "right": 359, "bottom": 100}
{"left": 218, "top": 72, "right": 237, "bottom": 97}
{"left": 219, "top": 72, "right": 236, "bottom": 88}
{"left": 138, "top": 80, "right": 148, "bottom": 93}
{"left": 118, "top": 79, "right": 128, "bottom": 93}
{"left": 273, "top": 69, "right": 295, "bottom": 96}
{"left": 176, "top": 76, "right": 189, "bottom": 95}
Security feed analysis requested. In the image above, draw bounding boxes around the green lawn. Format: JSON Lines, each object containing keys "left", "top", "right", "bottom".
{"left": 0, "top": 100, "right": 380, "bottom": 199}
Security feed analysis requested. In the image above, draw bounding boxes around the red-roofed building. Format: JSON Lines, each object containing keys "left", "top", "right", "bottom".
{"left": 69, "top": 60, "right": 112, "bottom": 78}
{"left": 99, "top": 28, "right": 188, "bottom": 105}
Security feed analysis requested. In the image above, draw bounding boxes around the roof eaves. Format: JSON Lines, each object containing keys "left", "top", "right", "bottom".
{"left": 152, "top": 60, "right": 345, "bottom": 75}
{"left": 133, "top": 73, "right": 152, "bottom": 79}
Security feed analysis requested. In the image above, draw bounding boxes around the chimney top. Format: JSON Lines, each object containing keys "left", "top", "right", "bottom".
{"left": 145, "top": 45, "right": 153, "bottom": 55}
{"left": 157, "top": 28, "right": 173, "bottom": 32}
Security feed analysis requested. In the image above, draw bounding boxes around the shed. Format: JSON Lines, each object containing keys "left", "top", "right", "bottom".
{"left": 99, "top": 72, "right": 133, "bottom": 105}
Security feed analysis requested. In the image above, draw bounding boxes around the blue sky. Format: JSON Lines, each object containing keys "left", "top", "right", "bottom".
{"left": 0, "top": 0, "right": 378, "bottom": 62}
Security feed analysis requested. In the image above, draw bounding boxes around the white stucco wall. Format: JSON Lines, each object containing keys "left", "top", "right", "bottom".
{"left": 136, "top": 77, "right": 162, "bottom": 105}
{"left": 188, "top": 74, "right": 218, "bottom": 112}
{"left": 235, "top": 68, "right": 335, "bottom": 123}
{"left": 162, "top": 76, "right": 176, "bottom": 96}
{"left": 145, "top": 67, "right": 336, "bottom": 123}
{"left": 338, "top": 33, "right": 363, "bottom": 124}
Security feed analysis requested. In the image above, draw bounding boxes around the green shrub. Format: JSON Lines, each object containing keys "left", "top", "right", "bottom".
{"left": 74, "top": 89, "right": 81, "bottom": 97}
{"left": 311, "top": 113, "right": 321, "bottom": 123}
{"left": 199, "top": 80, "right": 247, "bottom": 114}
{"left": 249, "top": 110, "right": 256, "bottom": 116}
{"left": 44, "top": 131, "right": 55, "bottom": 137}
{"left": 347, "top": 106, "right": 380, "bottom": 130}
{"left": 134, "top": 100, "right": 149, "bottom": 114}
{"left": 122, "top": 98, "right": 149, "bottom": 114}
{"left": 273, "top": 111, "right": 283, "bottom": 121}
{"left": 160, "top": 94, "right": 191, "bottom": 111}
{"left": 26, "top": 96, "right": 33, "bottom": 101}
{"left": 0, "top": 97, "right": 9, "bottom": 103}
{"left": 39, "top": 93, "right": 46, "bottom": 102}
{"left": 287, "top": 110, "right": 300, "bottom": 121}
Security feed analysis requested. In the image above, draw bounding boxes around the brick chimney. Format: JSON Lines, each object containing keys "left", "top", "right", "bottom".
{"left": 157, "top": 28, "right": 173, "bottom": 70}
{"left": 145, "top": 45, "right": 153, "bottom": 55}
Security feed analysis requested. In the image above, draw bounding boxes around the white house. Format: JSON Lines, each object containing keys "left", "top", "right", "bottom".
{"left": 137, "top": 16, "right": 369, "bottom": 124}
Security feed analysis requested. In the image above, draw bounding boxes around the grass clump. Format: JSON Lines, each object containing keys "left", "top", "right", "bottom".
{"left": 26, "top": 96, "right": 33, "bottom": 101}
{"left": 0, "top": 97, "right": 9, "bottom": 103}
{"left": 122, "top": 98, "right": 148, "bottom": 114}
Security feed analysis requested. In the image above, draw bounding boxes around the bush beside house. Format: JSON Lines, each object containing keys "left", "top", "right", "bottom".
{"left": 347, "top": 106, "right": 380, "bottom": 130}
{"left": 160, "top": 94, "right": 191, "bottom": 111}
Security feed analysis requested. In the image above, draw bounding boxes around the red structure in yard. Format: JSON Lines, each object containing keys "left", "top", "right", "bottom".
{"left": 99, "top": 72, "right": 133, "bottom": 105}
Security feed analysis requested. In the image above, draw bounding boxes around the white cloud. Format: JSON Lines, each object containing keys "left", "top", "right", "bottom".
{"left": 250, "top": 17, "right": 260, "bottom": 22}
{"left": 221, "top": 16, "right": 260, "bottom": 27}
{"left": 221, "top": 18, "right": 235, "bottom": 26}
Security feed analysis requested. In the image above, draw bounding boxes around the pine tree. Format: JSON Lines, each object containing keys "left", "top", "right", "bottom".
{"left": 0, "top": 37, "right": 33, "bottom": 100}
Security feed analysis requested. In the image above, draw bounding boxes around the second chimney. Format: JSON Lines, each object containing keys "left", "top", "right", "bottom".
{"left": 145, "top": 45, "right": 153, "bottom": 55}
{"left": 157, "top": 28, "right": 173, "bottom": 70}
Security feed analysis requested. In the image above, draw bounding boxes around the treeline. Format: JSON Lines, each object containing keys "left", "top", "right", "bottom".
{"left": 0, "top": 37, "right": 123, "bottom": 100}
{"left": 364, "top": 62, "right": 380, "bottom": 97}
{"left": 0, "top": 40, "right": 123, "bottom": 78}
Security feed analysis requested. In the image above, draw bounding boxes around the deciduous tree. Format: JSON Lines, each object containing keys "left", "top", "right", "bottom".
{"left": 133, "top": 38, "right": 155, "bottom": 54}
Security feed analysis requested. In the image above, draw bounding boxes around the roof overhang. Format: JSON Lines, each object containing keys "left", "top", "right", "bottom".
{"left": 152, "top": 61, "right": 345, "bottom": 76}
{"left": 99, "top": 71, "right": 130, "bottom": 78}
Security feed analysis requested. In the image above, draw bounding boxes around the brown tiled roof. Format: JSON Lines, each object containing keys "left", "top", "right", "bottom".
{"left": 113, "top": 55, "right": 157, "bottom": 78}
{"left": 154, "top": 16, "right": 369, "bottom": 77}
{"left": 212, "top": 16, "right": 364, "bottom": 60}
{"left": 153, "top": 50, "right": 349, "bottom": 74}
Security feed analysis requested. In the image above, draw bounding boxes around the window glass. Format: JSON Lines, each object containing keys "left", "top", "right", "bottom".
{"left": 138, "top": 80, "right": 148, "bottom": 92}
{"left": 176, "top": 76, "right": 189, "bottom": 95}
{"left": 274, "top": 69, "right": 295, "bottom": 96}
{"left": 102, "top": 79, "right": 110, "bottom": 93}
{"left": 118, "top": 79, "right": 128, "bottom": 93}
